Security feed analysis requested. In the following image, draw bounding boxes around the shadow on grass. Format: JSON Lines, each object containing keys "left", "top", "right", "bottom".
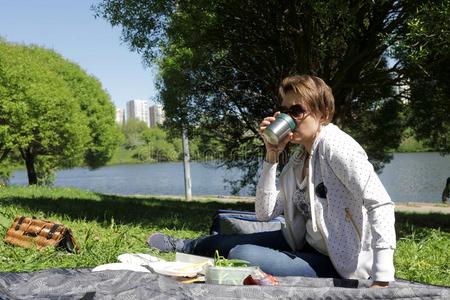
{"left": 2, "top": 193, "right": 447, "bottom": 236}
{"left": 1, "top": 194, "right": 254, "bottom": 231}
{"left": 395, "top": 212, "right": 450, "bottom": 238}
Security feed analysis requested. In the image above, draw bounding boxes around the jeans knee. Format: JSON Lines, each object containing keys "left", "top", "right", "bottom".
{"left": 228, "top": 244, "right": 256, "bottom": 260}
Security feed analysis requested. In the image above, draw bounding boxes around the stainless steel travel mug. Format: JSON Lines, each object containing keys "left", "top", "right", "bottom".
{"left": 262, "top": 113, "right": 296, "bottom": 145}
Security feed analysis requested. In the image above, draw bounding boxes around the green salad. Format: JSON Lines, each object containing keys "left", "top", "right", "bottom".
{"left": 214, "top": 250, "right": 250, "bottom": 267}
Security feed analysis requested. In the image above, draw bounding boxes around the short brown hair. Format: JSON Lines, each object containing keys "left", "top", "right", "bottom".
{"left": 279, "top": 75, "right": 335, "bottom": 124}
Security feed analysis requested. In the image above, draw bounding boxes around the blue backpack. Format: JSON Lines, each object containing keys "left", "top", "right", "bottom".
{"left": 209, "top": 209, "right": 285, "bottom": 235}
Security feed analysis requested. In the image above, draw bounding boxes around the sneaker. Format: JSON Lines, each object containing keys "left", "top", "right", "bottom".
{"left": 147, "top": 233, "right": 186, "bottom": 253}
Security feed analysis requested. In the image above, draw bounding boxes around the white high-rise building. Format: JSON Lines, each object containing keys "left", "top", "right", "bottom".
{"left": 115, "top": 108, "right": 125, "bottom": 125}
{"left": 149, "top": 104, "right": 165, "bottom": 127}
{"left": 126, "top": 99, "right": 149, "bottom": 126}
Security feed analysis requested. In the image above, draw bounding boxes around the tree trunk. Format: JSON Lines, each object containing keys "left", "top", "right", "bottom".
{"left": 182, "top": 125, "right": 192, "bottom": 201}
{"left": 21, "top": 148, "right": 38, "bottom": 185}
{"left": 0, "top": 148, "right": 10, "bottom": 163}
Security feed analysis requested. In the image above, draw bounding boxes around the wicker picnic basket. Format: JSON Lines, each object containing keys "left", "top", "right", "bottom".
{"left": 3, "top": 216, "right": 79, "bottom": 253}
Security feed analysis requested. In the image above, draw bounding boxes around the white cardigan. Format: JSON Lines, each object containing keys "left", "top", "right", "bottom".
{"left": 255, "top": 123, "right": 396, "bottom": 281}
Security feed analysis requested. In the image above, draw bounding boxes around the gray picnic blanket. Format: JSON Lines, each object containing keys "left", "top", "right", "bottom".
{"left": 0, "top": 268, "right": 448, "bottom": 300}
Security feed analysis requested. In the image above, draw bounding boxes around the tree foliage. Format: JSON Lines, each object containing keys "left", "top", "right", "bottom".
{"left": 121, "top": 118, "right": 149, "bottom": 149}
{"left": 395, "top": 0, "right": 450, "bottom": 154}
{"left": 0, "top": 40, "right": 120, "bottom": 185}
{"left": 140, "top": 126, "right": 177, "bottom": 161}
{"left": 96, "top": 0, "right": 450, "bottom": 194}
{"left": 119, "top": 123, "right": 208, "bottom": 162}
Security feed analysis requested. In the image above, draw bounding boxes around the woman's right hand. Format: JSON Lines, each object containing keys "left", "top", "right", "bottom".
{"left": 259, "top": 111, "right": 293, "bottom": 163}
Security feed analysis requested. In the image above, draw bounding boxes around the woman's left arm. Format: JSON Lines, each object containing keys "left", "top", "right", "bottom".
{"left": 323, "top": 138, "right": 396, "bottom": 284}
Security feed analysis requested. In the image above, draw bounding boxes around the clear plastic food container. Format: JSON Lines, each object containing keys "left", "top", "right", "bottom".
{"left": 205, "top": 266, "right": 257, "bottom": 285}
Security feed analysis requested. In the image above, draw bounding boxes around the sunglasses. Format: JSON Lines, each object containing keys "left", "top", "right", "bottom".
{"left": 279, "top": 104, "right": 307, "bottom": 118}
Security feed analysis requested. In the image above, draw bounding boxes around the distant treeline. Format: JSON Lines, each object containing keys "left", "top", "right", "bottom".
{"left": 112, "top": 119, "right": 225, "bottom": 164}
{"left": 111, "top": 119, "right": 432, "bottom": 166}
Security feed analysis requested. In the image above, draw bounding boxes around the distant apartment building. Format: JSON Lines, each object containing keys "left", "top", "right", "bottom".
{"left": 149, "top": 104, "right": 165, "bottom": 127}
{"left": 115, "top": 108, "right": 125, "bottom": 125}
{"left": 126, "top": 99, "right": 149, "bottom": 126}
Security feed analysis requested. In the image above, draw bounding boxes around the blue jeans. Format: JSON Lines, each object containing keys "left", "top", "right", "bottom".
{"left": 183, "top": 230, "right": 340, "bottom": 278}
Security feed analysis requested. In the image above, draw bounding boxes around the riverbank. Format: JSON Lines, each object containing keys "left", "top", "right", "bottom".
{"left": 0, "top": 186, "right": 448, "bottom": 286}
{"left": 395, "top": 202, "right": 450, "bottom": 214}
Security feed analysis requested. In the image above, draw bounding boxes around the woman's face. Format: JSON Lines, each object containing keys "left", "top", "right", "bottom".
{"left": 280, "top": 91, "right": 324, "bottom": 148}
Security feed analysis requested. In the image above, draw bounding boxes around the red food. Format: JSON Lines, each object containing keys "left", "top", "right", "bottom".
{"left": 243, "top": 272, "right": 279, "bottom": 286}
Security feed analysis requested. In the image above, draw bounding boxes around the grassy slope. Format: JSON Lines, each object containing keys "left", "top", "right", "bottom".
{"left": 107, "top": 146, "right": 143, "bottom": 165}
{"left": 397, "top": 136, "right": 433, "bottom": 153}
{"left": 0, "top": 186, "right": 448, "bottom": 286}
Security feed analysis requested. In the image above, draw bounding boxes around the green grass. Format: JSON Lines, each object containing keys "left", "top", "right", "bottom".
{"left": 394, "top": 213, "right": 450, "bottom": 286}
{"left": 0, "top": 186, "right": 449, "bottom": 286}
{"left": 395, "top": 227, "right": 449, "bottom": 286}
{"left": 0, "top": 186, "right": 253, "bottom": 272}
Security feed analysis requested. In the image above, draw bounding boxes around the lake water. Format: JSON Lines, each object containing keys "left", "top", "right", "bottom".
{"left": 9, "top": 152, "right": 450, "bottom": 203}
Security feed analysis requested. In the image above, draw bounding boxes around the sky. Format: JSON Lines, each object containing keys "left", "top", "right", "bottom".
{"left": 0, "top": 0, "right": 157, "bottom": 109}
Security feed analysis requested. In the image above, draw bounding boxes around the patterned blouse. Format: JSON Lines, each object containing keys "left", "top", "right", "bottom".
{"left": 292, "top": 176, "right": 311, "bottom": 219}
{"left": 290, "top": 160, "right": 328, "bottom": 255}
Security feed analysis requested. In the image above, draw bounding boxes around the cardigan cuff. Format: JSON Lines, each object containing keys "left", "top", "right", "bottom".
{"left": 371, "top": 248, "right": 395, "bottom": 282}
